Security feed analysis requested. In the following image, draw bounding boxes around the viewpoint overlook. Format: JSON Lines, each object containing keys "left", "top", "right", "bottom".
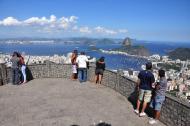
{"left": 1, "top": 63, "right": 189, "bottom": 126}
{"left": 1, "top": 0, "right": 190, "bottom": 125}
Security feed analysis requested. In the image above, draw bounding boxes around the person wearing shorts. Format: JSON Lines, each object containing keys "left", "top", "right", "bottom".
{"left": 134, "top": 62, "right": 155, "bottom": 117}
{"left": 138, "top": 89, "right": 152, "bottom": 103}
{"left": 149, "top": 69, "right": 167, "bottom": 124}
{"left": 95, "top": 57, "right": 105, "bottom": 84}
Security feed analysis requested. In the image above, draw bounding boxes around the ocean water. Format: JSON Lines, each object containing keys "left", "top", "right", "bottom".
{"left": 1, "top": 42, "right": 190, "bottom": 70}
{"left": 133, "top": 41, "right": 190, "bottom": 56}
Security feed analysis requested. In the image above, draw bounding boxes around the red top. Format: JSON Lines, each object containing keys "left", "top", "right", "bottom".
{"left": 20, "top": 56, "right": 25, "bottom": 65}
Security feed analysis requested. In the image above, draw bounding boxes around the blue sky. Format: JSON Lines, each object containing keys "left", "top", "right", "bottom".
{"left": 0, "top": 0, "right": 189, "bottom": 42}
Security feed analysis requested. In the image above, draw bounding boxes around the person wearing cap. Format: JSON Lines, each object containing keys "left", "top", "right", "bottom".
{"left": 134, "top": 62, "right": 155, "bottom": 117}
{"left": 76, "top": 52, "right": 89, "bottom": 83}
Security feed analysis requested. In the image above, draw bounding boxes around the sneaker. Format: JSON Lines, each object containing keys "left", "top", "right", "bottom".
{"left": 23, "top": 81, "right": 27, "bottom": 84}
{"left": 139, "top": 112, "right": 146, "bottom": 117}
{"left": 134, "top": 109, "right": 139, "bottom": 114}
{"left": 149, "top": 119, "right": 158, "bottom": 124}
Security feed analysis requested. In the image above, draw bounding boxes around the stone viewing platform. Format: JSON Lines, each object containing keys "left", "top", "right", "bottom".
{"left": 0, "top": 62, "right": 190, "bottom": 126}
{"left": 0, "top": 78, "right": 165, "bottom": 126}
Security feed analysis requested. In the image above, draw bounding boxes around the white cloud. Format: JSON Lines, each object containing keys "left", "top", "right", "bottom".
{"left": 58, "top": 16, "right": 76, "bottom": 29}
{"left": 69, "top": 16, "right": 78, "bottom": 23}
{"left": 79, "top": 26, "right": 91, "bottom": 33}
{"left": 94, "top": 26, "right": 117, "bottom": 35}
{"left": 49, "top": 15, "right": 57, "bottom": 28}
{"left": 58, "top": 18, "right": 69, "bottom": 29}
{"left": 23, "top": 17, "right": 49, "bottom": 25}
{"left": 0, "top": 17, "right": 21, "bottom": 26}
{"left": 50, "top": 15, "right": 56, "bottom": 22}
{"left": 118, "top": 29, "right": 128, "bottom": 33}
{"left": 0, "top": 15, "right": 78, "bottom": 29}
{"left": 0, "top": 15, "right": 128, "bottom": 36}
{"left": 94, "top": 26, "right": 105, "bottom": 33}
{"left": 104, "top": 29, "right": 117, "bottom": 35}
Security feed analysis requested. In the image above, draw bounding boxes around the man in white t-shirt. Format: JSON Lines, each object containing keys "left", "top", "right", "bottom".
{"left": 76, "top": 52, "right": 89, "bottom": 83}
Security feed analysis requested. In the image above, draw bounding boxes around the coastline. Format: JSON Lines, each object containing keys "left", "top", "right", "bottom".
{"left": 99, "top": 49, "right": 150, "bottom": 60}
{"left": 0, "top": 53, "right": 96, "bottom": 67}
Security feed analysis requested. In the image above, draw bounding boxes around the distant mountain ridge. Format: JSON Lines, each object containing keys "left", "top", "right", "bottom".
{"left": 0, "top": 37, "right": 122, "bottom": 45}
{"left": 168, "top": 48, "right": 190, "bottom": 60}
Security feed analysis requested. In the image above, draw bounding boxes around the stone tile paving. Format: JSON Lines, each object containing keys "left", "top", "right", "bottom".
{"left": 0, "top": 78, "right": 166, "bottom": 126}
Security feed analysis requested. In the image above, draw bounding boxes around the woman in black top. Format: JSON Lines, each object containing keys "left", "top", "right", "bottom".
{"left": 95, "top": 57, "right": 105, "bottom": 84}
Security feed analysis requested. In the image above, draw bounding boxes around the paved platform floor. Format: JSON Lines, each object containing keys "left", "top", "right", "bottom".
{"left": 0, "top": 78, "right": 165, "bottom": 126}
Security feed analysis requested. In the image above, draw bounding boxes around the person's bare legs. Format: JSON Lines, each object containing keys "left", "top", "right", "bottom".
{"left": 95, "top": 75, "right": 99, "bottom": 84}
{"left": 98, "top": 74, "right": 103, "bottom": 84}
{"left": 134, "top": 99, "right": 141, "bottom": 114}
{"left": 74, "top": 73, "right": 78, "bottom": 80}
{"left": 155, "top": 110, "right": 161, "bottom": 120}
{"left": 149, "top": 110, "right": 161, "bottom": 124}
{"left": 71, "top": 74, "right": 75, "bottom": 80}
{"left": 71, "top": 73, "right": 77, "bottom": 80}
{"left": 136, "top": 99, "right": 141, "bottom": 111}
{"left": 71, "top": 74, "right": 74, "bottom": 80}
{"left": 141, "top": 101, "right": 148, "bottom": 113}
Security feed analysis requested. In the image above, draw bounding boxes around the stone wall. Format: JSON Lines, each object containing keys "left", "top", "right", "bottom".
{"left": 0, "top": 63, "right": 7, "bottom": 85}
{"left": 0, "top": 63, "right": 189, "bottom": 126}
{"left": 160, "top": 94, "right": 190, "bottom": 126}
{"left": 5, "top": 62, "right": 72, "bottom": 83}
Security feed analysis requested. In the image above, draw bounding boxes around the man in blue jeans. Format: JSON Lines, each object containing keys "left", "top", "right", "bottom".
{"left": 76, "top": 52, "right": 89, "bottom": 83}
{"left": 10, "top": 52, "right": 20, "bottom": 85}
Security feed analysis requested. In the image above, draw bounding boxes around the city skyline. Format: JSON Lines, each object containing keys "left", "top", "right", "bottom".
{"left": 0, "top": 0, "right": 190, "bottom": 42}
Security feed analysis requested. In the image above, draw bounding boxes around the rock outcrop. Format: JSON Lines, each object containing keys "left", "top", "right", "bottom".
{"left": 122, "top": 37, "right": 132, "bottom": 47}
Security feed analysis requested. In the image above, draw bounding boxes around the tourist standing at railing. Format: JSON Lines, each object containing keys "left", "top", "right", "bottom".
{"left": 10, "top": 52, "right": 20, "bottom": 85}
{"left": 76, "top": 52, "right": 89, "bottom": 83}
{"left": 19, "top": 52, "right": 27, "bottom": 84}
{"left": 134, "top": 62, "right": 155, "bottom": 117}
{"left": 149, "top": 69, "right": 167, "bottom": 124}
{"left": 71, "top": 50, "right": 78, "bottom": 80}
{"left": 95, "top": 56, "right": 105, "bottom": 84}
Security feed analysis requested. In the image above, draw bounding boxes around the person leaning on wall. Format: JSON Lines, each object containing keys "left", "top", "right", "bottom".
{"left": 149, "top": 69, "right": 167, "bottom": 125}
{"left": 10, "top": 52, "right": 20, "bottom": 85}
{"left": 95, "top": 56, "right": 105, "bottom": 84}
{"left": 76, "top": 51, "right": 89, "bottom": 83}
{"left": 71, "top": 50, "right": 78, "bottom": 80}
{"left": 18, "top": 52, "right": 27, "bottom": 84}
{"left": 134, "top": 62, "right": 155, "bottom": 117}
